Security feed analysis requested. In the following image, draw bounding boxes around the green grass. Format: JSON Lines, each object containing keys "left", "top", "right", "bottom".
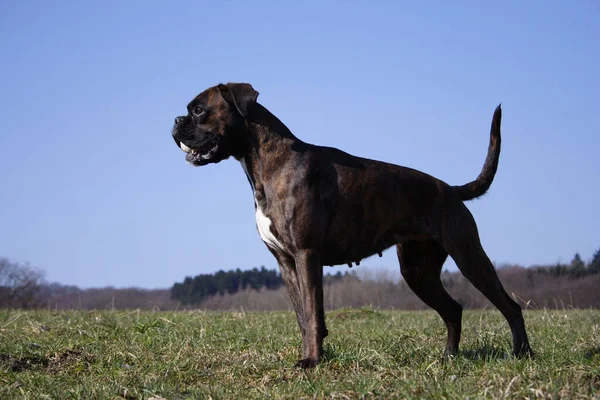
{"left": 0, "top": 308, "right": 599, "bottom": 399}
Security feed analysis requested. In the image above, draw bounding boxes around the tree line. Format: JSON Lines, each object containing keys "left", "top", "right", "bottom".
{"left": 170, "top": 267, "right": 349, "bottom": 305}
{"left": 197, "top": 251, "right": 600, "bottom": 311}
{"left": 1, "top": 247, "right": 599, "bottom": 310}
{"left": 533, "top": 251, "right": 600, "bottom": 278}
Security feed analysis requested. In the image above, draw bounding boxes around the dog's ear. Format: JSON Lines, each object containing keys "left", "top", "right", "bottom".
{"left": 218, "top": 83, "right": 259, "bottom": 118}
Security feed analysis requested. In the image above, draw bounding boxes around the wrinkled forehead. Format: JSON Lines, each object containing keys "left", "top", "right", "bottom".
{"left": 187, "top": 87, "right": 222, "bottom": 110}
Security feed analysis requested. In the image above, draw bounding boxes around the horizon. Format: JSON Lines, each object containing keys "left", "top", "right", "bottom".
{"left": 1, "top": 1, "right": 598, "bottom": 289}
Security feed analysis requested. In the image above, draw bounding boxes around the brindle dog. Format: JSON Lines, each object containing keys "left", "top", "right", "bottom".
{"left": 171, "top": 82, "right": 533, "bottom": 368}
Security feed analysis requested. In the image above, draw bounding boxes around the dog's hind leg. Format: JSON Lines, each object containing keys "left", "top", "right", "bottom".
{"left": 444, "top": 213, "right": 533, "bottom": 357}
{"left": 396, "top": 240, "right": 463, "bottom": 356}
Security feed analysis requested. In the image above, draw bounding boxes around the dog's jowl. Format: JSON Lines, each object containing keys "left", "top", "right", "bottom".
{"left": 171, "top": 83, "right": 534, "bottom": 368}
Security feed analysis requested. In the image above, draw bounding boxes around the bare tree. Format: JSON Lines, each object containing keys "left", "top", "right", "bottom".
{"left": 0, "top": 257, "right": 44, "bottom": 308}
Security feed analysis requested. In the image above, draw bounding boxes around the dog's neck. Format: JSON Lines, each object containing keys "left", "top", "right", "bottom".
{"left": 238, "top": 103, "right": 303, "bottom": 195}
{"left": 248, "top": 103, "right": 297, "bottom": 141}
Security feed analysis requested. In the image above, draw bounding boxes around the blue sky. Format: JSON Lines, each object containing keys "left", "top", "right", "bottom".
{"left": 0, "top": 1, "right": 598, "bottom": 288}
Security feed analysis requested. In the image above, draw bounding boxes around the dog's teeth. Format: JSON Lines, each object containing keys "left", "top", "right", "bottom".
{"left": 180, "top": 143, "right": 192, "bottom": 153}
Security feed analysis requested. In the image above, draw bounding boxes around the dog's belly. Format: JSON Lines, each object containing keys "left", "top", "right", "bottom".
{"left": 319, "top": 234, "right": 392, "bottom": 266}
{"left": 320, "top": 229, "right": 428, "bottom": 266}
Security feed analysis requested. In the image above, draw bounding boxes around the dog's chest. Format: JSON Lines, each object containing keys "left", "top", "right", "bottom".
{"left": 240, "top": 159, "right": 286, "bottom": 253}
{"left": 254, "top": 204, "right": 285, "bottom": 252}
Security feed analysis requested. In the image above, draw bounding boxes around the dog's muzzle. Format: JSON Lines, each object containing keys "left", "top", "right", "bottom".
{"left": 172, "top": 117, "right": 221, "bottom": 166}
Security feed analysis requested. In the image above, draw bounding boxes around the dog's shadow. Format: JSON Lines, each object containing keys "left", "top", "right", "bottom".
{"left": 319, "top": 344, "right": 520, "bottom": 368}
{"left": 461, "top": 345, "right": 600, "bottom": 361}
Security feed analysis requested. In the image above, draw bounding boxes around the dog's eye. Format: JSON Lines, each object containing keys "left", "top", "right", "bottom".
{"left": 193, "top": 106, "right": 204, "bottom": 116}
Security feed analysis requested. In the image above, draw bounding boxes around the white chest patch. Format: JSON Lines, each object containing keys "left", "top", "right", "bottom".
{"left": 240, "top": 158, "right": 286, "bottom": 252}
{"left": 255, "top": 204, "right": 285, "bottom": 252}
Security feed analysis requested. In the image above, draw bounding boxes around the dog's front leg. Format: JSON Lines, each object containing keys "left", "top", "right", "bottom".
{"left": 294, "top": 249, "right": 326, "bottom": 369}
{"left": 272, "top": 252, "right": 308, "bottom": 357}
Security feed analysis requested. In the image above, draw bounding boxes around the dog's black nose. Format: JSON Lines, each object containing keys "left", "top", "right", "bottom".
{"left": 174, "top": 116, "right": 184, "bottom": 126}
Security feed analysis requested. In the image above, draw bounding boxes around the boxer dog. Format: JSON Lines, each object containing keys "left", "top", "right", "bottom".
{"left": 171, "top": 82, "right": 533, "bottom": 368}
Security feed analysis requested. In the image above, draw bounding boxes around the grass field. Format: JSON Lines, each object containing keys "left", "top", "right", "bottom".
{"left": 1, "top": 308, "right": 599, "bottom": 399}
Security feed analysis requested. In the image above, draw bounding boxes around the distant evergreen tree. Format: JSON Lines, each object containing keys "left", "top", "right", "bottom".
{"left": 589, "top": 248, "right": 600, "bottom": 274}
{"left": 570, "top": 253, "right": 586, "bottom": 278}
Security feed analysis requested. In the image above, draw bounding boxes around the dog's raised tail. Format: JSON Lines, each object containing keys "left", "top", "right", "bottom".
{"left": 454, "top": 104, "right": 502, "bottom": 201}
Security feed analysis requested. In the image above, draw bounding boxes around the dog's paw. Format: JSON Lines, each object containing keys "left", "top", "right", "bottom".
{"left": 440, "top": 349, "right": 458, "bottom": 364}
{"left": 443, "top": 347, "right": 458, "bottom": 358}
{"left": 514, "top": 345, "right": 535, "bottom": 359}
{"left": 295, "top": 358, "right": 319, "bottom": 369}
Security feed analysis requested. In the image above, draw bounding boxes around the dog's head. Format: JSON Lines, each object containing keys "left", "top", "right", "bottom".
{"left": 172, "top": 82, "right": 259, "bottom": 166}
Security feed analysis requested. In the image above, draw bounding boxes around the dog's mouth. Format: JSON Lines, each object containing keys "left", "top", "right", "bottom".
{"left": 178, "top": 137, "right": 220, "bottom": 165}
